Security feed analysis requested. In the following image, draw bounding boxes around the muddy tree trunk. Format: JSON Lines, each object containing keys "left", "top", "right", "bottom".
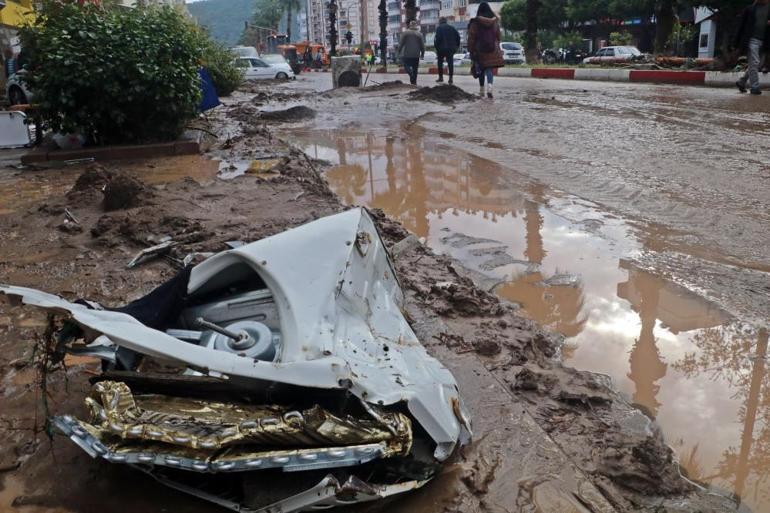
{"left": 379, "top": 0, "right": 388, "bottom": 69}
{"left": 525, "top": 0, "right": 541, "bottom": 63}
{"left": 653, "top": 0, "right": 675, "bottom": 54}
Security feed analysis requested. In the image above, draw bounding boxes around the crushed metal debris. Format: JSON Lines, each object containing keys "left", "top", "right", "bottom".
{"left": 0, "top": 207, "right": 471, "bottom": 512}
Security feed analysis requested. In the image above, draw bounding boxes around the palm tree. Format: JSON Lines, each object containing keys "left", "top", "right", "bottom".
{"left": 404, "top": 0, "right": 417, "bottom": 24}
{"left": 378, "top": 0, "right": 388, "bottom": 68}
{"left": 525, "top": 0, "right": 541, "bottom": 63}
{"left": 283, "top": 0, "right": 302, "bottom": 41}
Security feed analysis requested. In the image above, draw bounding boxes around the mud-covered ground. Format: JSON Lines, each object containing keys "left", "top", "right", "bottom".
{"left": 0, "top": 78, "right": 743, "bottom": 512}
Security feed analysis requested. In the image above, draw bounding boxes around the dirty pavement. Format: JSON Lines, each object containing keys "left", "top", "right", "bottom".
{"left": 0, "top": 75, "right": 766, "bottom": 513}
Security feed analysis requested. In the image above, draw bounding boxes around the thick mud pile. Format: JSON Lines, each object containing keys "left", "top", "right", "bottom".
{"left": 260, "top": 105, "right": 317, "bottom": 122}
{"left": 408, "top": 84, "right": 477, "bottom": 104}
{"left": 363, "top": 80, "right": 410, "bottom": 92}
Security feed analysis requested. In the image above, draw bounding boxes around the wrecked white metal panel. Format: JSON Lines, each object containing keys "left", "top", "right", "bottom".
{"left": 0, "top": 208, "right": 469, "bottom": 457}
{"left": 0, "top": 111, "right": 32, "bottom": 148}
{"left": 0, "top": 207, "right": 472, "bottom": 512}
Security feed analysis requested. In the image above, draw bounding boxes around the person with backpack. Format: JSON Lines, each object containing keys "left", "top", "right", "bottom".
{"left": 434, "top": 17, "right": 461, "bottom": 84}
{"left": 399, "top": 20, "right": 425, "bottom": 85}
{"left": 467, "top": 2, "right": 504, "bottom": 98}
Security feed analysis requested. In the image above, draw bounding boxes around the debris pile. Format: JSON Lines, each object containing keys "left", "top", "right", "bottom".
{"left": 103, "top": 173, "right": 153, "bottom": 211}
{"left": 363, "top": 80, "right": 409, "bottom": 92}
{"left": 408, "top": 84, "right": 477, "bottom": 104}
{"left": 259, "top": 106, "right": 317, "bottom": 122}
{"left": 0, "top": 208, "right": 471, "bottom": 512}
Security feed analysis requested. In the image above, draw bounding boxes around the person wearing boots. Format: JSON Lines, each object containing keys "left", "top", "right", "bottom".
{"left": 435, "top": 17, "right": 460, "bottom": 84}
{"left": 467, "top": 2, "right": 504, "bottom": 98}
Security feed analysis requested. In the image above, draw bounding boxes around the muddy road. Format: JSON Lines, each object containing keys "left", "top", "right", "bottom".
{"left": 0, "top": 75, "right": 765, "bottom": 513}
{"left": 274, "top": 74, "right": 770, "bottom": 511}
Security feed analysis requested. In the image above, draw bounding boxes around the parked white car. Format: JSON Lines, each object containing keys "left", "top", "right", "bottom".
{"left": 500, "top": 42, "right": 526, "bottom": 65}
{"left": 235, "top": 55, "right": 295, "bottom": 80}
{"left": 453, "top": 53, "right": 466, "bottom": 66}
{"left": 582, "top": 46, "right": 642, "bottom": 64}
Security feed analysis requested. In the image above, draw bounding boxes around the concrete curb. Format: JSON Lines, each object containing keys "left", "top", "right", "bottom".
{"left": 21, "top": 140, "right": 200, "bottom": 165}
{"left": 308, "top": 66, "right": 750, "bottom": 89}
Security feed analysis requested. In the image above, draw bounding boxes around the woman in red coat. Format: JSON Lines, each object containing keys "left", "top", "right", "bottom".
{"left": 467, "top": 2, "right": 504, "bottom": 98}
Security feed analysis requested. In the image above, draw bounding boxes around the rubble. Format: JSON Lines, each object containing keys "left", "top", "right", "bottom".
{"left": 103, "top": 173, "right": 153, "bottom": 211}
{"left": 408, "top": 84, "right": 477, "bottom": 104}
{"left": 259, "top": 106, "right": 317, "bottom": 122}
{"left": 0, "top": 208, "right": 471, "bottom": 512}
{"left": 0, "top": 79, "right": 739, "bottom": 513}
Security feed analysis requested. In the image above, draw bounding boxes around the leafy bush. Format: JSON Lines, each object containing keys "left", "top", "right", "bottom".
{"left": 198, "top": 36, "right": 242, "bottom": 96}
{"left": 21, "top": 1, "right": 204, "bottom": 144}
{"left": 609, "top": 31, "right": 633, "bottom": 46}
{"left": 553, "top": 31, "right": 583, "bottom": 51}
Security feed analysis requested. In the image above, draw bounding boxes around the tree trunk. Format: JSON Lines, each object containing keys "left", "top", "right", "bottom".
{"left": 525, "top": 0, "right": 541, "bottom": 63}
{"left": 379, "top": 0, "right": 388, "bottom": 69}
{"left": 329, "top": 0, "right": 338, "bottom": 56}
{"left": 653, "top": 0, "right": 675, "bottom": 54}
{"left": 404, "top": 0, "right": 417, "bottom": 24}
{"left": 287, "top": 3, "right": 293, "bottom": 42}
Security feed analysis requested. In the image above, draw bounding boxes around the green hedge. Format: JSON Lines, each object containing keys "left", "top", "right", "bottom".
{"left": 199, "top": 37, "right": 242, "bottom": 97}
{"left": 21, "top": 2, "right": 208, "bottom": 144}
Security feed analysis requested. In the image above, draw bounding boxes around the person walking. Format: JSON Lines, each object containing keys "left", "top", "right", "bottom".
{"left": 399, "top": 20, "right": 425, "bottom": 85}
{"left": 467, "top": 2, "right": 504, "bottom": 98}
{"left": 435, "top": 17, "right": 460, "bottom": 84}
{"left": 735, "top": 0, "right": 770, "bottom": 95}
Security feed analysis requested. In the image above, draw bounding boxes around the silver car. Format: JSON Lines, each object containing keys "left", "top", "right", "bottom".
{"left": 582, "top": 46, "right": 642, "bottom": 64}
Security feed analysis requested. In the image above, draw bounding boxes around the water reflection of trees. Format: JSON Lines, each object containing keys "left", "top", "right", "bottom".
{"left": 496, "top": 190, "right": 587, "bottom": 339}
{"left": 675, "top": 325, "right": 770, "bottom": 506}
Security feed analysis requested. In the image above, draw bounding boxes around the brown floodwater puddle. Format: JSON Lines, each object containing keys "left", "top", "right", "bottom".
{"left": 291, "top": 127, "right": 770, "bottom": 512}
{"left": 0, "top": 155, "right": 220, "bottom": 216}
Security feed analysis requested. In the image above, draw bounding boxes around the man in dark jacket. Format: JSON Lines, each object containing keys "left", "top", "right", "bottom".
{"left": 434, "top": 17, "right": 461, "bottom": 84}
{"left": 734, "top": 0, "right": 770, "bottom": 94}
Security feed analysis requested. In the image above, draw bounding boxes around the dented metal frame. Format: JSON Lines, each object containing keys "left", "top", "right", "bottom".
{"left": 53, "top": 416, "right": 389, "bottom": 474}
{"left": 0, "top": 208, "right": 472, "bottom": 512}
{"left": 1, "top": 208, "right": 471, "bottom": 458}
{"left": 136, "top": 469, "right": 430, "bottom": 513}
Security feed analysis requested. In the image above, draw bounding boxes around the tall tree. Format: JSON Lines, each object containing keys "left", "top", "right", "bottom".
{"left": 525, "top": 0, "right": 542, "bottom": 62}
{"left": 283, "top": 0, "right": 301, "bottom": 41}
{"left": 328, "top": 0, "right": 338, "bottom": 55}
{"left": 653, "top": 0, "right": 676, "bottom": 53}
{"left": 245, "top": 0, "right": 284, "bottom": 32}
{"left": 379, "top": 0, "right": 388, "bottom": 68}
{"left": 404, "top": 0, "right": 418, "bottom": 23}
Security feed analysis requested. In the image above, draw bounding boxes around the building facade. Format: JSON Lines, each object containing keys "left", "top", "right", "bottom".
{"left": 302, "top": 0, "right": 483, "bottom": 54}
{"left": 0, "top": 0, "right": 35, "bottom": 54}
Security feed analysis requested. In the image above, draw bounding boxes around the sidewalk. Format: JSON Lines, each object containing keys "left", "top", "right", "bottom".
{"left": 310, "top": 65, "right": 751, "bottom": 88}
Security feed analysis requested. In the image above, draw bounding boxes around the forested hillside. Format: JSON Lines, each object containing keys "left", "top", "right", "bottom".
{"left": 188, "top": 0, "right": 252, "bottom": 45}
